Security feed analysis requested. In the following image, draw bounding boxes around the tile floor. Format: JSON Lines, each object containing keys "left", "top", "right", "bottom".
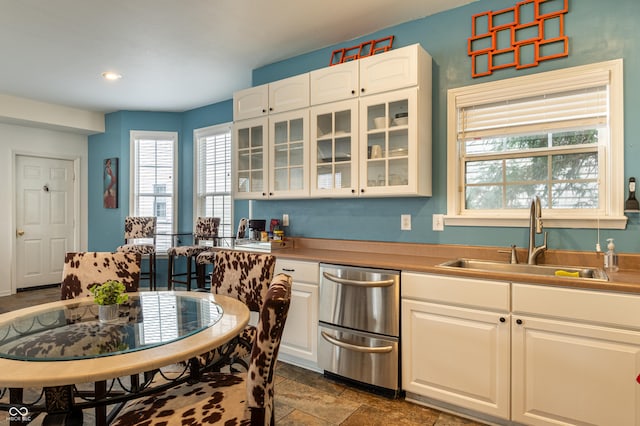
{"left": 0, "top": 286, "right": 488, "bottom": 425}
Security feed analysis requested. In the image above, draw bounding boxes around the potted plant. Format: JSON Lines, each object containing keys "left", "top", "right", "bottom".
{"left": 90, "top": 280, "right": 128, "bottom": 323}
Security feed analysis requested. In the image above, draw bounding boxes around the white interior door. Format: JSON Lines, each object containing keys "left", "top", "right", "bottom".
{"left": 15, "top": 155, "right": 75, "bottom": 289}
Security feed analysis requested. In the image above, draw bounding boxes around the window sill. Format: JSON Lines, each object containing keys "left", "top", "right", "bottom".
{"left": 444, "top": 215, "right": 628, "bottom": 230}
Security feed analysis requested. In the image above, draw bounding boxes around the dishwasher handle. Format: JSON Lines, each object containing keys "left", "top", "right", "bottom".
{"left": 321, "top": 331, "right": 393, "bottom": 354}
{"left": 322, "top": 271, "right": 395, "bottom": 288}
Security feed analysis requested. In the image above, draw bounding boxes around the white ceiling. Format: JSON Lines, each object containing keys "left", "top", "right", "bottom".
{"left": 0, "top": 0, "right": 473, "bottom": 113}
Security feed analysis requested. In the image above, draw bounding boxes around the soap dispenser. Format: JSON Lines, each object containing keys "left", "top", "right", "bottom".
{"left": 604, "top": 238, "right": 619, "bottom": 272}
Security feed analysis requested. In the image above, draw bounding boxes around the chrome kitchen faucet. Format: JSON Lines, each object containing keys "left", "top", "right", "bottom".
{"left": 528, "top": 195, "right": 547, "bottom": 265}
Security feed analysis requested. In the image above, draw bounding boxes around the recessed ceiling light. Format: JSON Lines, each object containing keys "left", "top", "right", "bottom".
{"left": 101, "top": 71, "right": 122, "bottom": 81}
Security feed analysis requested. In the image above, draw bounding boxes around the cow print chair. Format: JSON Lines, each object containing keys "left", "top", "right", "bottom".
{"left": 60, "top": 251, "right": 141, "bottom": 300}
{"left": 112, "top": 273, "right": 292, "bottom": 426}
{"left": 117, "top": 216, "right": 157, "bottom": 290}
{"left": 195, "top": 249, "right": 276, "bottom": 371}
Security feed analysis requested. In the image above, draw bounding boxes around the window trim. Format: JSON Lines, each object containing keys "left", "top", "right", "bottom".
{"left": 446, "top": 59, "right": 626, "bottom": 229}
{"left": 193, "top": 123, "right": 233, "bottom": 238}
{"left": 129, "top": 130, "right": 179, "bottom": 252}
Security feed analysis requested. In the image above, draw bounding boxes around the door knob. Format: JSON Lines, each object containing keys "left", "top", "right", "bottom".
{"left": 16, "top": 229, "right": 25, "bottom": 237}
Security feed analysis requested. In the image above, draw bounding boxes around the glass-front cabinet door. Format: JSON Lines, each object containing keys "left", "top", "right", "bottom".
{"left": 269, "top": 110, "right": 309, "bottom": 198}
{"left": 310, "top": 99, "right": 359, "bottom": 197}
{"left": 359, "top": 88, "right": 420, "bottom": 196}
{"left": 234, "top": 117, "right": 269, "bottom": 199}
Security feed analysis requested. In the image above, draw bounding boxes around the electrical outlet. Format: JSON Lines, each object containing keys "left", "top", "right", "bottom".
{"left": 401, "top": 214, "right": 411, "bottom": 231}
{"left": 432, "top": 214, "right": 444, "bottom": 231}
{"left": 282, "top": 214, "right": 289, "bottom": 226}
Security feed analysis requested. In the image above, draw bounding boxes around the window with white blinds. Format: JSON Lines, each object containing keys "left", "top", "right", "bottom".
{"left": 130, "top": 131, "right": 178, "bottom": 253}
{"left": 195, "top": 124, "right": 232, "bottom": 238}
{"left": 446, "top": 60, "right": 626, "bottom": 229}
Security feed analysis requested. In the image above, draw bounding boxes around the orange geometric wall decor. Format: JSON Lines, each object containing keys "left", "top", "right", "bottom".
{"left": 467, "top": 0, "right": 569, "bottom": 77}
{"left": 329, "top": 36, "right": 394, "bottom": 66}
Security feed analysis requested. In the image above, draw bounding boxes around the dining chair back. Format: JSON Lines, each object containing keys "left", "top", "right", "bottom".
{"left": 112, "top": 273, "right": 292, "bottom": 426}
{"left": 117, "top": 216, "right": 157, "bottom": 289}
{"left": 166, "top": 217, "right": 220, "bottom": 291}
{"left": 198, "top": 249, "right": 276, "bottom": 369}
{"left": 61, "top": 252, "right": 141, "bottom": 300}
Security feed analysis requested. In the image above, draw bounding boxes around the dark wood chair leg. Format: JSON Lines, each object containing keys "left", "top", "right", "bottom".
{"left": 196, "top": 263, "right": 206, "bottom": 289}
{"left": 149, "top": 253, "right": 156, "bottom": 290}
{"left": 167, "top": 254, "right": 174, "bottom": 290}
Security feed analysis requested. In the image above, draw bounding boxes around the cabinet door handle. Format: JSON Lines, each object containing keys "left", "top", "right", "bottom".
{"left": 262, "top": 109, "right": 267, "bottom": 113}
{"left": 516, "top": 319, "right": 523, "bottom": 325}
{"left": 322, "top": 271, "right": 395, "bottom": 288}
{"left": 360, "top": 188, "right": 365, "bottom": 193}
{"left": 351, "top": 89, "right": 356, "bottom": 95}
{"left": 321, "top": 331, "right": 392, "bottom": 354}
{"left": 499, "top": 317, "right": 506, "bottom": 323}
{"left": 360, "top": 88, "right": 365, "bottom": 93}
{"left": 282, "top": 268, "right": 295, "bottom": 272}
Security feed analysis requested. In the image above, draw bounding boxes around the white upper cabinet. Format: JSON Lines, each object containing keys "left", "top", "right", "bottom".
{"left": 234, "top": 43, "right": 432, "bottom": 199}
{"left": 233, "top": 74, "right": 310, "bottom": 121}
{"left": 233, "top": 85, "right": 269, "bottom": 121}
{"left": 268, "top": 109, "right": 310, "bottom": 199}
{"left": 269, "top": 74, "right": 310, "bottom": 114}
{"left": 359, "top": 87, "right": 432, "bottom": 197}
{"left": 310, "top": 61, "right": 359, "bottom": 105}
{"left": 234, "top": 117, "right": 269, "bottom": 199}
{"left": 359, "top": 44, "right": 427, "bottom": 96}
{"left": 309, "top": 44, "right": 427, "bottom": 105}
{"left": 310, "top": 99, "right": 359, "bottom": 197}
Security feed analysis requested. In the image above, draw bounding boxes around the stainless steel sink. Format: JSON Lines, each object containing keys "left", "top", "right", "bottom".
{"left": 438, "top": 258, "right": 608, "bottom": 281}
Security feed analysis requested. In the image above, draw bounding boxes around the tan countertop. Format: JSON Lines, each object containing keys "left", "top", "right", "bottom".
{"left": 268, "top": 237, "right": 640, "bottom": 295}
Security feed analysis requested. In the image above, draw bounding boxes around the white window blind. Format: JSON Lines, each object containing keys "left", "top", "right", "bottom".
{"left": 130, "top": 131, "right": 178, "bottom": 253}
{"left": 195, "top": 124, "right": 232, "bottom": 238}
{"left": 458, "top": 86, "right": 608, "bottom": 140}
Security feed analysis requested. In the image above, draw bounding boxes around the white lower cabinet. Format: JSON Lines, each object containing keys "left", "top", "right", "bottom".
{"left": 402, "top": 274, "right": 640, "bottom": 426}
{"left": 401, "top": 273, "right": 511, "bottom": 420}
{"left": 512, "top": 283, "right": 640, "bottom": 426}
{"left": 275, "top": 259, "right": 320, "bottom": 371}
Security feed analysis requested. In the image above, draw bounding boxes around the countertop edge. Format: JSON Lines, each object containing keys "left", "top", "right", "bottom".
{"left": 260, "top": 238, "right": 640, "bottom": 295}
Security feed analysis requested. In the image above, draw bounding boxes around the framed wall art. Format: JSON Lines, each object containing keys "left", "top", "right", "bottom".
{"left": 103, "top": 157, "right": 118, "bottom": 208}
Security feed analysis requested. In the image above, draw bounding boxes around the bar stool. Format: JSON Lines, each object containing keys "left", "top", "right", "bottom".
{"left": 195, "top": 250, "right": 217, "bottom": 289}
{"left": 116, "top": 216, "right": 157, "bottom": 290}
{"left": 166, "top": 217, "right": 220, "bottom": 291}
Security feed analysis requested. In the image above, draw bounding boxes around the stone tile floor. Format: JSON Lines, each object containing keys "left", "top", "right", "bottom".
{"left": 273, "top": 362, "right": 486, "bottom": 425}
{"left": 0, "top": 286, "right": 488, "bottom": 425}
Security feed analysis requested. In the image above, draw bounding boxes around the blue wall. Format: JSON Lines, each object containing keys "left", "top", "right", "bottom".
{"left": 89, "top": 0, "right": 640, "bottom": 255}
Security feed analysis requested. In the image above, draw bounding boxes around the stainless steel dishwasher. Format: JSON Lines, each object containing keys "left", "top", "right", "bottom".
{"left": 318, "top": 263, "right": 400, "bottom": 396}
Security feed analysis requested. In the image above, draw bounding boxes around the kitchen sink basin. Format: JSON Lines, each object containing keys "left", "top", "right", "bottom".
{"left": 438, "top": 258, "right": 609, "bottom": 281}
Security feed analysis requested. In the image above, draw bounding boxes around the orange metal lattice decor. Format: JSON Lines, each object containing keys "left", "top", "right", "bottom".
{"left": 329, "top": 36, "right": 394, "bottom": 66}
{"left": 468, "top": 0, "right": 568, "bottom": 78}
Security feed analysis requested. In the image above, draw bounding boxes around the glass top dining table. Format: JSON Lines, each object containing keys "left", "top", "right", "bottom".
{"left": 0, "top": 292, "right": 224, "bottom": 362}
{"left": 0, "top": 291, "right": 249, "bottom": 425}
{"left": 0, "top": 292, "right": 249, "bottom": 388}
